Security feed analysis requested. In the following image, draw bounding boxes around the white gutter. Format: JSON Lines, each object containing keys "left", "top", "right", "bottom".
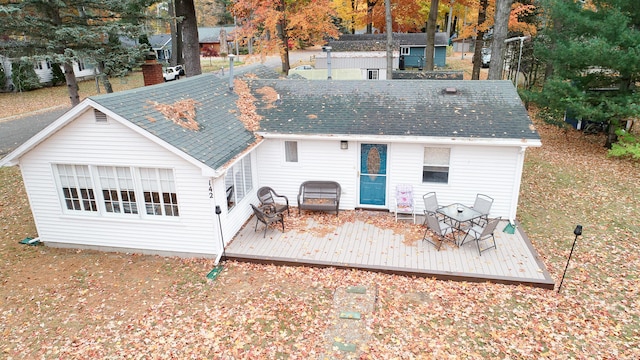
{"left": 256, "top": 132, "right": 542, "bottom": 148}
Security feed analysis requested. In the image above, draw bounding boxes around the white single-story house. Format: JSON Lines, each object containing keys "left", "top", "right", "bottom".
{"left": 314, "top": 51, "right": 400, "bottom": 80}
{"left": 1, "top": 55, "right": 98, "bottom": 88}
{"left": 0, "top": 65, "right": 541, "bottom": 258}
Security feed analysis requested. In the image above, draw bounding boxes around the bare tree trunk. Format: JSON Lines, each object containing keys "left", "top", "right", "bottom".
{"left": 63, "top": 62, "right": 80, "bottom": 106}
{"left": 366, "top": 0, "right": 377, "bottom": 34}
{"left": 275, "top": 0, "right": 290, "bottom": 74}
{"left": 176, "top": 0, "right": 201, "bottom": 76}
{"left": 169, "top": 0, "right": 179, "bottom": 66}
{"left": 96, "top": 62, "right": 113, "bottom": 93}
{"left": 488, "top": 0, "right": 513, "bottom": 80}
{"left": 385, "top": 0, "right": 393, "bottom": 77}
{"left": 471, "top": 0, "right": 489, "bottom": 80}
{"left": 425, "top": 0, "right": 439, "bottom": 71}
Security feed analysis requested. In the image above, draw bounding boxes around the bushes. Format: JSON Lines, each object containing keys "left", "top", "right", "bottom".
{"left": 0, "top": 63, "right": 6, "bottom": 91}
{"left": 51, "top": 63, "right": 65, "bottom": 86}
{"left": 11, "top": 60, "right": 42, "bottom": 92}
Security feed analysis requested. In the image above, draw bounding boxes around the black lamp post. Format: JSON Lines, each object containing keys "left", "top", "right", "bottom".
{"left": 215, "top": 205, "right": 226, "bottom": 263}
{"left": 558, "top": 225, "right": 583, "bottom": 293}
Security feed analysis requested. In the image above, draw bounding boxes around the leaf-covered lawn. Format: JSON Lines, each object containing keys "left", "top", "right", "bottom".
{"left": 1, "top": 74, "right": 639, "bottom": 357}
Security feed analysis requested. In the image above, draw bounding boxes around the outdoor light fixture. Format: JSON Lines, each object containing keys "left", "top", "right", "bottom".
{"left": 340, "top": 140, "right": 348, "bottom": 150}
{"left": 558, "top": 224, "right": 583, "bottom": 293}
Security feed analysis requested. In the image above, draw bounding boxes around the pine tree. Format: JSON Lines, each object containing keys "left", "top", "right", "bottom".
{"left": 0, "top": 0, "right": 155, "bottom": 105}
{"left": 532, "top": 0, "right": 640, "bottom": 152}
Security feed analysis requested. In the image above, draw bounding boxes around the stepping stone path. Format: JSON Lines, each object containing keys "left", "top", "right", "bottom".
{"left": 320, "top": 285, "right": 378, "bottom": 359}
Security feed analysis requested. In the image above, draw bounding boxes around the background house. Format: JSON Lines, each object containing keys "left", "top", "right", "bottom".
{"left": 199, "top": 26, "right": 236, "bottom": 56}
{"left": 149, "top": 34, "right": 172, "bottom": 63}
{"left": 150, "top": 26, "right": 237, "bottom": 63}
{"left": 0, "top": 65, "right": 540, "bottom": 258}
{"left": 1, "top": 55, "right": 97, "bottom": 89}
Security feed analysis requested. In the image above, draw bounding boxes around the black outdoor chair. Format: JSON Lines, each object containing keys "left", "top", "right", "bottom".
{"left": 257, "top": 186, "right": 290, "bottom": 216}
{"left": 251, "top": 204, "right": 285, "bottom": 238}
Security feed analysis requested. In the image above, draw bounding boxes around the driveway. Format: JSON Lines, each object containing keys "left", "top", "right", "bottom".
{"left": 0, "top": 106, "right": 70, "bottom": 158}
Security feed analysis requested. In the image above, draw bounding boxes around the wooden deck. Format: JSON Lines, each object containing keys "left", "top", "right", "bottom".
{"left": 225, "top": 210, "right": 555, "bottom": 289}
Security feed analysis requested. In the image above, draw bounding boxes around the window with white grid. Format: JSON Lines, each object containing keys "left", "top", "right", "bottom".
{"left": 56, "top": 164, "right": 97, "bottom": 212}
{"left": 97, "top": 166, "right": 138, "bottom": 214}
{"left": 139, "top": 168, "right": 179, "bottom": 216}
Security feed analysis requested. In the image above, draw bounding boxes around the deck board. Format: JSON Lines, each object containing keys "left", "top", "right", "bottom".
{"left": 225, "top": 211, "right": 555, "bottom": 289}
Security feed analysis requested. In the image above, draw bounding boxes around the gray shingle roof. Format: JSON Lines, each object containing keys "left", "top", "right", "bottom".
{"left": 199, "top": 26, "right": 237, "bottom": 42}
{"left": 88, "top": 66, "right": 538, "bottom": 172}
{"left": 331, "top": 32, "right": 449, "bottom": 50}
{"left": 247, "top": 79, "right": 540, "bottom": 140}
{"left": 89, "top": 65, "right": 279, "bottom": 170}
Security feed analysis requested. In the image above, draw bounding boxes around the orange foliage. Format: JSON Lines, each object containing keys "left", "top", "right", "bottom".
{"left": 232, "top": 0, "right": 339, "bottom": 55}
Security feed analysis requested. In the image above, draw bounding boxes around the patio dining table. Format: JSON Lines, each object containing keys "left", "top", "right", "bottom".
{"left": 437, "top": 203, "right": 483, "bottom": 245}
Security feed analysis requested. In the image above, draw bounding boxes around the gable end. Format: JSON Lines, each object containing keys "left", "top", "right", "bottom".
{"left": 94, "top": 109, "right": 108, "bottom": 123}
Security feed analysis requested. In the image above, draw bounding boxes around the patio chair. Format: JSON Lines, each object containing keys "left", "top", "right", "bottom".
{"left": 251, "top": 204, "right": 285, "bottom": 238}
{"left": 423, "top": 212, "right": 454, "bottom": 251}
{"left": 226, "top": 185, "right": 234, "bottom": 207}
{"left": 257, "top": 186, "right": 290, "bottom": 215}
{"left": 471, "top": 193, "right": 493, "bottom": 226}
{"left": 422, "top": 191, "right": 445, "bottom": 223}
{"left": 394, "top": 184, "right": 416, "bottom": 223}
{"left": 460, "top": 217, "right": 500, "bottom": 255}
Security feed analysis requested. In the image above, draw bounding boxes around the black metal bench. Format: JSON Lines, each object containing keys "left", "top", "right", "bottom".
{"left": 297, "top": 181, "right": 341, "bottom": 216}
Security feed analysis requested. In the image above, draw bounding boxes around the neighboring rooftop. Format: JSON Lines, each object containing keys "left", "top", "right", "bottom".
{"left": 329, "top": 32, "right": 449, "bottom": 52}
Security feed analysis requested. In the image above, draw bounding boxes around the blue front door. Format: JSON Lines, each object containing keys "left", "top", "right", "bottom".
{"left": 359, "top": 144, "right": 387, "bottom": 206}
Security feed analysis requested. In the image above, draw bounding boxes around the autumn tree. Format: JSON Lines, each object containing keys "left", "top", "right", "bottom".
{"left": 195, "top": 0, "right": 234, "bottom": 26}
{"left": 531, "top": 0, "right": 640, "bottom": 154}
{"left": 0, "top": 0, "right": 154, "bottom": 105}
{"left": 232, "top": 0, "right": 339, "bottom": 74}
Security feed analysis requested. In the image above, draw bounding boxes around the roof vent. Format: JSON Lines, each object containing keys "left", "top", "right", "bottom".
{"left": 94, "top": 109, "right": 107, "bottom": 123}
{"left": 444, "top": 87, "right": 458, "bottom": 94}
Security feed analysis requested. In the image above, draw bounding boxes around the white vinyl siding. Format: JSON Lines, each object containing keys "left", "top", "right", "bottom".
{"left": 19, "top": 110, "right": 219, "bottom": 256}
{"left": 388, "top": 143, "right": 522, "bottom": 219}
{"left": 256, "top": 138, "right": 357, "bottom": 210}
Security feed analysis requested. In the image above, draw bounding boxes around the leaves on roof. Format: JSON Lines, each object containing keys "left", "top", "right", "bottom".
{"left": 233, "top": 79, "right": 261, "bottom": 131}
{"left": 256, "top": 86, "right": 279, "bottom": 109}
{"left": 149, "top": 99, "right": 201, "bottom": 131}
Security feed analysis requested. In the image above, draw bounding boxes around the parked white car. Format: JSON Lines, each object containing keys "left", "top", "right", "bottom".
{"left": 163, "top": 66, "right": 181, "bottom": 81}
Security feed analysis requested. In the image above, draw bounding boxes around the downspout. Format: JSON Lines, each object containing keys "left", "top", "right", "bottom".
{"left": 509, "top": 146, "right": 527, "bottom": 223}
